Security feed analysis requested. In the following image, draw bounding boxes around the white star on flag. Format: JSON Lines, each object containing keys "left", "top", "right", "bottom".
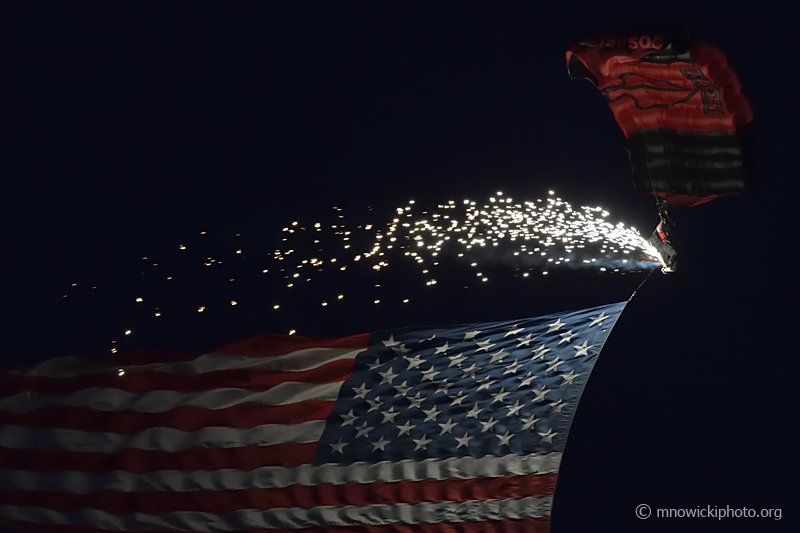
{"left": 497, "top": 431, "right": 513, "bottom": 446}
{"left": 407, "top": 392, "right": 424, "bottom": 409}
{"left": 420, "top": 366, "right": 439, "bottom": 381}
{"left": 382, "top": 335, "right": 400, "bottom": 347}
{"left": 533, "top": 386, "right": 550, "bottom": 401}
{"left": 463, "top": 330, "right": 482, "bottom": 340}
{"left": 341, "top": 409, "right": 357, "bottom": 426}
{"left": 447, "top": 353, "right": 467, "bottom": 367}
{"left": 503, "top": 360, "right": 522, "bottom": 375}
{"left": 394, "top": 380, "right": 411, "bottom": 395}
{"left": 352, "top": 383, "right": 369, "bottom": 399}
{"left": 531, "top": 344, "right": 549, "bottom": 360}
{"left": 381, "top": 407, "right": 399, "bottom": 424}
{"left": 378, "top": 367, "right": 398, "bottom": 384}
{"left": 371, "top": 437, "right": 389, "bottom": 451}
{"left": 355, "top": 422, "right": 373, "bottom": 438}
{"left": 450, "top": 391, "right": 467, "bottom": 405}
{"left": 475, "top": 340, "right": 496, "bottom": 352}
{"left": 455, "top": 433, "right": 473, "bottom": 448}
{"left": 561, "top": 370, "right": 580, "bottom": 385}
{"left": 539, "top": 428, "right": 558, "bottom": 443}
{"left": 413, "top": 434, "right": 432, "bottom": 451}
{"left": 558, "top": 330, "right": 576, "bottom": 344}
{"left": 397, "top": 420, "right": 414, "bottom": 436}
{"left": 489, "top": 350, "right": 508, "bottom": 364}
{"left": 590, "top": 312, "right": 608, "bottom": 327}
{"left": 491, "top": 387, "right": 510, "bottom": 404}
{"left": 507, "top": 400, "right": 524, "bottom": 416}
{"left": 480, "top": 416, "right": 499, "bottom": 433}
{"left": 551, "top": 399, "right": 567, "bottom": 414}
{"left": 366, "top": 358, "right": 385, "bottom": 370}
{"left": 522, "top": 414, "right": 539, "bottom": 430}
{"left": 422, "top": 406, "right": 441, "bottom": 422}
{"left": 405, "top": 354, "right": 424, "bottom": 370}
{"left": 438, "top": 418, "right": 457, "bottom": 435}
{"left": 517, "top": 333, "right": 534, "bottom": 347}
{"left": 476, "top": 375, "right": 495, "bottom": 391}
{"left": 391, "top": 345, "right": 410, "bottom": 356}
{"left": 330, "top": 438, "right": 347, "bottom": 453}
{"left": 574, "top": 340, "right": 591, "bottom": 357}
{"left": 462, "top": 364, "right": 479, "bottom": 379}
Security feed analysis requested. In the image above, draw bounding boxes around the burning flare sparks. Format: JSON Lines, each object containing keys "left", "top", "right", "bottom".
{"left": 62, "top": 192, "right": 660, "bottom": 347}
{"left": 275, "top": 192, "right": 661, "bottom": 287}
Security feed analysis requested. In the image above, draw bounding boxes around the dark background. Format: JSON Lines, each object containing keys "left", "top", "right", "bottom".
{"left": 2, "top": 2, "right": 796, "bottom": 531}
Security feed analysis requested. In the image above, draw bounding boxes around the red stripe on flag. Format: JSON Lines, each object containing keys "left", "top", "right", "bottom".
{"left": 268, "top": 518, "right": 554, "bottom": 533}
{"left": 0, "top": 333, "right": 369, "bottom": 381}
{"left": 0, "top": 515, "right": 551, "bottom": 533}
{"left": 0, "top": 442, "right": 318, "bottom": 472}
{"left": 215, "top": 333, "right": 370, "bottom": 358}
{"left": 1, "top": 357, "right": 356, "bottom": 396}
{"left": 316, "top": 518, "right": 553, "bottom": 533}
{"left": 0, "top": 399, "right": 336, "bottom": 432}
{"left": 0, "top": 473, "right": 556, "bottom": 512}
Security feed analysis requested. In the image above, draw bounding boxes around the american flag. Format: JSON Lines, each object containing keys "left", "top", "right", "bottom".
{"left": 0, "top": 301, "right": 626, "bottom": 532}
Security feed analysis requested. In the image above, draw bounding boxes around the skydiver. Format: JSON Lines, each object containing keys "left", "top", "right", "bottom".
{"left": 649, "top": 199, "right": 677, "bottom": 273}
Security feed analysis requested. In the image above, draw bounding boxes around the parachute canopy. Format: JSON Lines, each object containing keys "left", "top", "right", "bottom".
{"left": 566, "top": 33, "right": 753, "bottom": 207}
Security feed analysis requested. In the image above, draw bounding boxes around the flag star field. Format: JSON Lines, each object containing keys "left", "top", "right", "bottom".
{"left": 317, "top": 302, "right": 625, "bottom": 465}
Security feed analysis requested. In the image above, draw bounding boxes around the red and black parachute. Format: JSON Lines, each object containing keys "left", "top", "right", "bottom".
{"left": 566, "top": 33, "right": 753, "bottom": 207}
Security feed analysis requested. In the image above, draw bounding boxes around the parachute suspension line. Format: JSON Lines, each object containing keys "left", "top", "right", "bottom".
{"left": 642, "top": 129, "right": 662, "bottom": 212}
{"left": 628, "top": 267, "right": 656, "bottom": 302}
{"left": 642, "top": 129, "right": 674, "bottom": 238}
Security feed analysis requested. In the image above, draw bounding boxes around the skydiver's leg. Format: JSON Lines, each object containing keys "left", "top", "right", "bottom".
{"left": 649, "top": 235, "right": 667, "bottom": 265}
{"left": 661, "top": 242, "right": 678, "bottom": 270}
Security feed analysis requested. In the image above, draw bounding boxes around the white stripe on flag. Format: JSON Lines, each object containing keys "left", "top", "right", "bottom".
{"left": 0, "top": 381, "right": 344, "bottom": 414}
{"left": 0, "top": 496, "right": 553, "bottom": 531}
{"left": 7, "top": 347, "right": 367, "bottom": 378}
{"left": 160, "top": 347, "right": 367, "bottom": 374}
{"left": 0, "top": 452, "right": 562, "bottom": 493}
{"left": 0, "top": 419, "right": 326, "bottom": 453}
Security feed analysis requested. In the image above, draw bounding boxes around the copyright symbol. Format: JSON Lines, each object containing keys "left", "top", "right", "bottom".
{"left": 636, "top": 504, "right": 651, "bottom": 519}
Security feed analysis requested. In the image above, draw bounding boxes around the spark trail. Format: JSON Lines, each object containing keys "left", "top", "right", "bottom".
{"left": 60, "top": 191, "right": 661, "bottom": 349}
{"left": 277, "top": 191, "right": 661, "bottom": 288}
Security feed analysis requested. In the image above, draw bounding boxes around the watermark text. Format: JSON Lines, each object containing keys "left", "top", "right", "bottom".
{"left": 635, "top": 504, "right": 781, "bottom": 521}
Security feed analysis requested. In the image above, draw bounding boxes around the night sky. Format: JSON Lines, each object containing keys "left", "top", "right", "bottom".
{"left": 3, "top": 3, "right": 796, "bottom": 532}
